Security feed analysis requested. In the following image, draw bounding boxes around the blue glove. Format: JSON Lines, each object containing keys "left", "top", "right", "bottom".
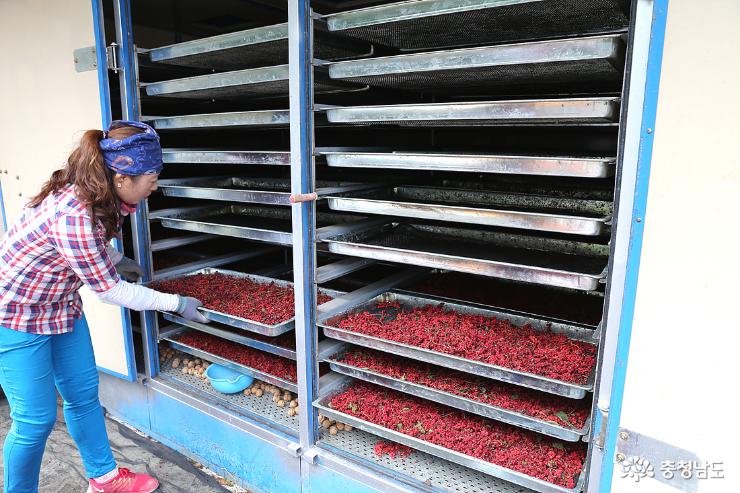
{"left": 176, "top": 296, "right": 209, "bottom": 324}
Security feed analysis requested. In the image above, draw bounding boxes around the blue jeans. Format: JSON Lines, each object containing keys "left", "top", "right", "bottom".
{"left": 0, "top": 316, "right": 116, "bottom": 493}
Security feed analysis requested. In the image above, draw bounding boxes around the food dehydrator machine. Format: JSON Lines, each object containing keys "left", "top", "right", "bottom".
{"left": 84, "top": 1, "right": 669, "bottom": 492}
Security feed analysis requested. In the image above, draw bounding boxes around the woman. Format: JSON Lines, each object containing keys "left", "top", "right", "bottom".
{"left": 0, "top": 120, "right": 209, "bottom": 493}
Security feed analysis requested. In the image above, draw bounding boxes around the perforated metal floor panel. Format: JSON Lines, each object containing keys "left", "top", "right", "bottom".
{"left": 319, "top": 428, "right": 536, "bottom": 493}
{"left": 158, "top": 365, "right": 299, "bottom": 435}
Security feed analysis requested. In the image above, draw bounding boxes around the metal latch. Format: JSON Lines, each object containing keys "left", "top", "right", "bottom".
{"left": 73, "top": 43, "right": 119, "bottom": 73}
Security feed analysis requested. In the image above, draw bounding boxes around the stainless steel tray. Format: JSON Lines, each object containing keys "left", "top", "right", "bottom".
{"left": 325, "top": 351, "right": 589, "bottom": 441}
{"left": 143, "top": 65, "right": 362, "bottom": 100}
{"left": 162, "top": 314, "right": 297, "bottom": 360}
{"left": 158, "top": 204, "right": 366, "bottom": 246}
{"left": 318, "top": 292, "right": 595, "bottom": 398}
{"left": 160, "top": 325, "right": 297, "bottom": 392}
{"left": 158, "top": 177, "right": 378, "bottom": 206}
{"left": 326, "top": 186, "right": 608, "bottom": 235}
{"left": 323, "top": 223, "right": 607, "bottom": 290}
{"left": 328, "top": 35, "right": 624, "bottom": 93}
{"left": 325, "top": 0, "right": 628, "bottom": 51}
{"left": 148, "top": 22, "right": 373, "bottom": 70}
{"left": 314, "top": 375, "right": 584, "bottom": 493}
{"left": 324, "top": 97, "right": 620, "bottom": 125}
{"left": 322, "top": 151, "right": 615, "bottom": 177}
{"left": 151, "top": 110, "right": 290, "bottom": 130}
{"left": 162, "top": 148, "right": 290, "bottom": 166}
{"left": 154, "top": 267, "right": 343, "bottom": 336}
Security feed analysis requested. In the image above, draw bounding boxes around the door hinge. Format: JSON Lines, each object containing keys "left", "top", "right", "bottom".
{"left": 106, "top": 43, "right": 120, "bottom": 73}
{"left": 73, "top": 43, "right": 120, "bottom": 73}
{"left": 593, "top": 406, "right": 608, "bottom": 449}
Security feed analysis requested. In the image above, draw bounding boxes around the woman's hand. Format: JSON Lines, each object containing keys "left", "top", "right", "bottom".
{"left": 176, "top": 296, "right": 209, "bottom": 324}
{"left": 115, "top": 256, "right": 145, "bottom": 281}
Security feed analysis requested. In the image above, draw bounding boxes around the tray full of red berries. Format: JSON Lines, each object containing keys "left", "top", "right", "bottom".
{"left": 326, "top": 346, "right": 590, "bottom": 441}
{"left": 150, "top": 268, "right": 341, "bottom": 336}
{"left": 319, "top": 292, "right": 596, "bottom": 398}
{"left": 315, "top": 377, "right": 586, "bottom": 492}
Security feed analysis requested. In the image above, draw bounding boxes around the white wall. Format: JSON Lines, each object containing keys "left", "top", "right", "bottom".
{"left": 612, "top": 0, "right": 740, "bottom": 492}
{"left": 0, "top": 0, "right": 133, "bottom": 378}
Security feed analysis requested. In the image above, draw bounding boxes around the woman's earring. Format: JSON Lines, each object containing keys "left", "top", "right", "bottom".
{"left": 117, "top": 183, "right": 122, "bottom": 188}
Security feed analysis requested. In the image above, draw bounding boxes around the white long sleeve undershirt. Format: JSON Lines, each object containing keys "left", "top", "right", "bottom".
{"left": 97, "top": 279, "right": 180, "bottom": 312}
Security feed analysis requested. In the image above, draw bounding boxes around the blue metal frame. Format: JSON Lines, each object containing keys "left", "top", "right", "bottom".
{"left": 91, "top": 0, "right": 137, "bottom": 382}
{"left": 288, "top": 0, "right": 320, "bottom": 449}
{"left": 113, "top": 0, "right": 160, "bottom": 379}
{"left": 0, "top": 179, "right": 7, "bottom": 233}
{"left": 598, "top": 0, "right": 669, "bottom": 491}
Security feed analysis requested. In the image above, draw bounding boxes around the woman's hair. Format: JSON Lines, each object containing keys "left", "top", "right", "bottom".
{"left": 28, "top": 126, "right": 144, "bottom": 240}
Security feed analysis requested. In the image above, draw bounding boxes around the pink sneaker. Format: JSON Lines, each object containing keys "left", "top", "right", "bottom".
{"left": 86, "top": 468, "right": 159, "bottom": 493}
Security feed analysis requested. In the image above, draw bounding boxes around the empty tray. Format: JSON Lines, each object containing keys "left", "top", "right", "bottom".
{"left": 150, "top": 110, "right": 290, "bottom": 130}
{"left": 149, "top": 22, "right": 373, "bottom": 70}
{"left": 158, "top": 177, "right": 377, "bottom": 206}
{"left": 322, "top": 150, "right": 615, "bottom": 177}
{"left": 158, "top": 204, "right": 369, "bottom": 246}
{"left": 324, "top": 97, "right": 620, "bottom": 125}
{"left": 322, "top": 222, "right": 607, "bottom": 290}
{"left": 162, "top": 149, "right": 290, "bottom": 166}
{"left": 144, "top": 65, "right": 362, "bottom": 100}
{"left": 325, "top": 0, "right": 629, "bottom": 51}
{"left": 326, "top": 186, "right": 610, "bottom": 235}
{"left": 328, "top": 35, "right": 625, "bottom": 94}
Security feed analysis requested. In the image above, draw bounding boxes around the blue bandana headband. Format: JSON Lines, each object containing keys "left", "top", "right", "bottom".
{"left": 100, "top": 120, "right": 163, "bottom": 176}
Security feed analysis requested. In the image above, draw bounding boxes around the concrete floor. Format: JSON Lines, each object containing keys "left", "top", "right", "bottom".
{"left": 0, "top": 398, "right": 237, "bottom": 493}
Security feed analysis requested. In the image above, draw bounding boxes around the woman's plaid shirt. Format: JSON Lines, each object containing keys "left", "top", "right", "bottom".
{"left": 0, "top": 185, "right": 119, "bottom": 334}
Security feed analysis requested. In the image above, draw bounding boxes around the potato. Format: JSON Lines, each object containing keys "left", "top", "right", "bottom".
{"left": 255, "top": 389, "right": 263, "bottom": 397}
{"left": 289, "top": 400, "right": 298, "bottom": 408}
{"left": 187, "top": 361, "right": 196, "bottom": 369}
{"left": 283, "top": 392, "right": 291, "bottom": 401}
{"left": 287, "top": 408, "right": 296, "bottom": 417}
{"left": 329, "top": 426, "right": 337, "bottom": 436}
{"left": 181, "top": 367, "right": 188, "bottom": 374}
{"left": 272, "top": 395, "right": 279, "bottom": 403}
{"left": 321, "top": 419, "right": 332, "bottom": 429}
{"left": 194, "top": 359, "right": 202, "bottom": 365}
{"left": 171, "top": 358, "right": 180, "bottom": 368}
{"left": 335, "top": 423, "right": 345, "bottom": 431}
{"left": 344, "top": 425, "right": 353, "bottom": 432}
{"left": 277, "top": 400, "right": 286, "bottom": 408}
